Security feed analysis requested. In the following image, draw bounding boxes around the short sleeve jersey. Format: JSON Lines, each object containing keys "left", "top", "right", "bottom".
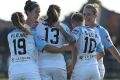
{"left": 36, "top": 21, "right": 70, "bottom": 69}
{"left": 7, "top": 27, "right": 47, "bottom": 75}
{"left": 72, "top": 26, "right": 102, "bottom": 56}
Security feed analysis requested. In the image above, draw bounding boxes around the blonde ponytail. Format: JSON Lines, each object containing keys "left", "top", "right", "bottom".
{"left": 11, "top": 12, "right": 33, "bottom": 35}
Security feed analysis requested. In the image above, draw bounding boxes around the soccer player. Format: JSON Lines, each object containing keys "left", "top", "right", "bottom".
{"left": 7, "top": 12, "right": 47, "bottom": 80}
{"left": 53, "top": 21, "right": 77, "bottom": 80}
{"left": 24, "top": 0, "right": 70, "bottom": 53}
{"left": 36, "top": 4, "right": 75, "bottom": 80}
{"left": 83, "top": 3, "right": 120, "bottom": 79}
{"left": 71, "top": 12, "right": 102, "bottom": 80}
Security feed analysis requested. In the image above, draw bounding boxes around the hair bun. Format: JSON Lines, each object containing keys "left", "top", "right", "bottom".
{"left": 25, "top": 0, "right": 32, "bottom": 5}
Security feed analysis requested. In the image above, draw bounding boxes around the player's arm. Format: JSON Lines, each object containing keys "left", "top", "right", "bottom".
{"left": 34, "top": 33, "right": 71, "bottom": 53}
{"left": 45, "top": 25, "right": 79, "bottom": 53}
{"left": 53, "top": 22, "right": 76, "bottom": 43}
{"left": 100, "top": 28, "right": 120, "bottom": 63}
{"left": 44, "top": 26, "right": 80, "bottom": 54}
{"left": 67, "top": 42, "right": 77, "bottom": 73}
{"left": 44, "top": 44, "right": 71, "bottom": 53}
{"left": 70, "top": 42, "right": 77, "bottom": 66}
{"left": 61, "top": 43, "right": 77, "bottom": 65}
{"left": 96, "top": 52, "right": 105, "bottom": 61}
{"left": 108, "top": 45, "right": 120, "bottom": 63}
{"left": 59, "top": 27, "right": 76, "bottom": 43}
{"left": 96, "top": 42, "right": 105, "bottom": 60}
{"left": 33, "top": 32, "right": 48, "bottom": 52}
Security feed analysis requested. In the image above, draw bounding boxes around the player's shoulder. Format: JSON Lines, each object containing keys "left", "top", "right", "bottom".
{"left": 39, "top": 20, "right": 47, "bottom": 25}
{"left": 79, "top": 25, "right": 89, "bottom": 31}
{"left": 60, "top": 22, "right": 70, "bottom": 31}
{"left": 96, "top": 24, "right": 107, "bottom": 31}
{"left": 60, "top": 22, "right": 67, "bottom": 26}
{"left": 7, "top": 28, "right": 21, "bottom": 39}
{"left": 96, "top": 24, "right": 109, "bottom": 34}
{"left": 72, "top": 25, "right": 84, "bottom": 34}
{"left": 36, "top": 20, "right": 46, "bottom": 28}
{"left": 60, "top": 22, "right": 68, "bottom": 28}
{"left": 8, "top": 28, "right": 19, "bottom": 35}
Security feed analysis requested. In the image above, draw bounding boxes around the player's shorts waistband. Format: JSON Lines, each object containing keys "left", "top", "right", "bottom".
{"left": 78, "top": 55, "right": 96, "bottom": 61}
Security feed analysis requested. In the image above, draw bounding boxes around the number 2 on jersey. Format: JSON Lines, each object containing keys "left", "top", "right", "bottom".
{"left": 13, "top": 38, "right": 26, "bottom": 55}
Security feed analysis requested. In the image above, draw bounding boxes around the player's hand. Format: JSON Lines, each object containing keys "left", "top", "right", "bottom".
{"left": 53, "top": 21, "right": 61, "bottom": 29}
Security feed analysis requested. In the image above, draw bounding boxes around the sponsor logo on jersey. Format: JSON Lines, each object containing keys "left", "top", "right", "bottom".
{"left": 11, "top": 56, "right": 31, "bottom": 63}
{"left": 72, "top": 29, "right": 79, "bottom": 34}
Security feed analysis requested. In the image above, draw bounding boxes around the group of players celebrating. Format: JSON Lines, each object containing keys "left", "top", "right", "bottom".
{"left": 7, "top": 0, "right": 120, "bottom": 80}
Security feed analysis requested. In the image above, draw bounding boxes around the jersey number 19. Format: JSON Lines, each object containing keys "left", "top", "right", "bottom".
{"left": 13, "top": 38, "right": 26, "bottom": 55}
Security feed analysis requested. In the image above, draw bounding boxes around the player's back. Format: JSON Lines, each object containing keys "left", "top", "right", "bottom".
{"left": 36, "top": 21, "right": 70, "bottom": 69}
{"left": 72, "top": 26, "right": 101, "bottom": 80}
{"left": 72, "top": 26, "right": 100, "bottom": 65}
{"left": 8, "top": 29, "right": 39, "bottom": 76}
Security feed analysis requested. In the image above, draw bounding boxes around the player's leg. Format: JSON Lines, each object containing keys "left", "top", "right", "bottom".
{"left": 64, "top": 52, "right": 72, "bottom": 80}
{"left": 72, "top": 63, "right": 100, "bottom": 80}
{"left": 52, "top": 68, "right": 67, "bottom": 80}
{"left": 72, "top": 65, "right": 88, "bottom": 80}
{"left": 9, "top": 74, "right": 23, "bottom": 80}
{"left": 72, "top": 69, "right": 81, "bottom": 80}
{"left": 90, "top": 64, "right": 101, "bottom": 80}
{"left": 71, "top": 61, "right": 88, "bottom": 80}
{"left": 39, "top": 68, "right": 52, "bottom": 80}
{"left": 22, "top": 72, "right": 41, "bottom": 80}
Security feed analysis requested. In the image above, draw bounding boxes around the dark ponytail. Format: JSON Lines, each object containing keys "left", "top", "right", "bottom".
{"left": 45, "top": 4, "right": 61, "bottom": 26}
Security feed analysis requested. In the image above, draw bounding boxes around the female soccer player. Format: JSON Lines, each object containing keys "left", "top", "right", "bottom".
{"left": 71, "top": 12, "right": 102, "bottom": 80}
{"left": 8, "top": 12, "right": 47, "bottom": 80}
{"left": 83, "top": 3, "right": 120, "bottom": 79}
{"left": 36, "top": 4, "right": 75, "bottom": 80}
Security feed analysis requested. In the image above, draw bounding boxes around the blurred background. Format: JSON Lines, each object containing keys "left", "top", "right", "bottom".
{"left": 0, "top": 0, "right": 120, "bottom": 79}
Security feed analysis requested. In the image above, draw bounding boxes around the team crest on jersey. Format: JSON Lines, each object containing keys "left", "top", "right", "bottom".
{"left": 106, "top": 35, "right": 110, "bottom": 41}
{"left": 72, "top": 29, "right": 79, "bottom": 34}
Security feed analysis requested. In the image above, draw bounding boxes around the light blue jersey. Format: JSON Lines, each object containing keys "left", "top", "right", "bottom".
{"left": 72, "top": 26, "right": 101, "bottom": 80}
{"left": 94, "top": 24, "right": 113, "bottom": 79}
{"left": 36, "top": 21, "right": 70, "bottom": 69}
{"left": 32, "top": 27, "right": 48, "bottom": 52}
{"left": 96, "top": 25, "right": 113, "bottom": 48}
{"left": 36, "top": 21, "right": 69, "bottom": 80}
{"left": 72, "top": 26, "right": 102, "bottom": 56}
{"left": 8, "top": 27, "right": 47, "bottom": 76}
